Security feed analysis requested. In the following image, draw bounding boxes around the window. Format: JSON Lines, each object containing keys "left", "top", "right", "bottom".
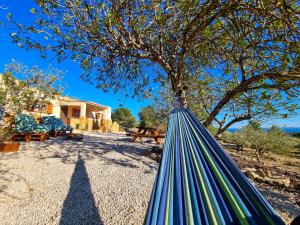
{"left": 72, "top": 108, "right": 80, "bottom": 118}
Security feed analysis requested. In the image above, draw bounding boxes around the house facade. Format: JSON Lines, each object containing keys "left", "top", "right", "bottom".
{"left": 48, "top": 97, "right": 119, "bottom": 132}
{"left": 1, "top": 74, "right": 119, "bottom": 132}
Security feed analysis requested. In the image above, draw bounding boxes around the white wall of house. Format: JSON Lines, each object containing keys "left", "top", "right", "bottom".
{"left": 80, "top": 103, "right": 87, "bottom": 117}
{"left": 50, "top": 99, "right": 111, "bottom": 121}
{"left": 51, "top": 99, "right": 61, "bottom": 118}
{"left": 103, "top": 107, "right": 111, "bottom": 120}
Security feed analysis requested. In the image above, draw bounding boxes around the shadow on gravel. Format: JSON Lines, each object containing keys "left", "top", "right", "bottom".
{"left": 59, "top": 152, "right": 103, "bottom": 225}
{"left": 34, "top": 134, "right": 158, "bottom": 171}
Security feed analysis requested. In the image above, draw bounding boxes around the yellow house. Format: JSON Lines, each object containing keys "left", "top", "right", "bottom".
{"left": 48, "top": 97, "right": 119, "bottom": 132}
{"left": 0, "top": 74, "right": 119, "bottom": 132}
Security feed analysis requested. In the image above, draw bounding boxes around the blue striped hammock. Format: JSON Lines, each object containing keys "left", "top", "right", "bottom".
{"left": 144, "top": 109, "right": 284, "bottom": 225}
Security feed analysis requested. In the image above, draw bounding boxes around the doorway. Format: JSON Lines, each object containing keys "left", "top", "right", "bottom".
{"left": 60, "top": 106, "right": 69, "bottom": 125}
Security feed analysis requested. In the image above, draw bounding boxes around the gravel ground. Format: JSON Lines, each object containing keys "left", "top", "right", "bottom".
{"left": 1, "top": 133, "right": 298, "bottom": 225}
{"left": 258, "top": 183, "right": 300, "bottom": 224}
{"left": 0, "top": 134, "right": 157, "bottom": 225}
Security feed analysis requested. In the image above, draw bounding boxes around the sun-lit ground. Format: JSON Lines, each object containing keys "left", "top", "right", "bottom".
{"left": 0, "top": 133, "right": 157, "bottom": 225}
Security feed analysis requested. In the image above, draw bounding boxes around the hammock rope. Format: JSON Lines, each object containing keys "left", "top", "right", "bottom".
{"left": 144, "top": 108, "right": 284, "bottom": 225}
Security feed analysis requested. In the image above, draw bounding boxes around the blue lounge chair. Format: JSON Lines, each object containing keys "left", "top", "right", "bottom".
{"left": 14, "top": 114, "right": 51, "bottom": 134}
{"left": 41, "top": 116, "right": 73, "bottom": 135}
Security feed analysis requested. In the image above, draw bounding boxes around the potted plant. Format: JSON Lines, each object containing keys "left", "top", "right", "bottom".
{"left": 0, "top": 137, "right": 20, "bottom": 152}
{"left": 0, "top": 114, "right": 20, "bottom": 152}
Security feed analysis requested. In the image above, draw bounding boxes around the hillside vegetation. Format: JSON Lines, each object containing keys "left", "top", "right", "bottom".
{"left": 221, "top": 122, "right": 300, "bottom": 161}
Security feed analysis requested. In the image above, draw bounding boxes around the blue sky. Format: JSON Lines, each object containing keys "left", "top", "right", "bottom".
{"left": 0, "top": 1, "right": 299, "bottom": 127}
{"left": 0, "top": 0, "right": 153, "bottom": 119}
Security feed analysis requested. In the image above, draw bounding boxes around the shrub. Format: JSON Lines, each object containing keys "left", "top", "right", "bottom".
{"left": 222, "top": 124, "right": 299, "bottom": 160}
{"left": 111, "top": 108, "right": 136, "bottom": 129}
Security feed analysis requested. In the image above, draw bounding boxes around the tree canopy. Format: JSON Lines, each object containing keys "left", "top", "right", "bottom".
{"left": 183, "top": 66, "right": 299, "bottom": 135}
{"left": 111, "top": 107, "right": 136, "bottom": 128}
{"left": 138, "top": 105, "right": 167, "bottom": 130}
{"left": 0, "top": 60, "right": 62, "bottom": 116}
{"left": 9, "top": 0, "right": 300, "bottom": 130}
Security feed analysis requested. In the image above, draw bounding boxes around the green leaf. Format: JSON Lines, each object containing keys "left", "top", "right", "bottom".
{"left": 30, "top": 8, "right": 37, "bottom": 14}
{"left": 6, "top": 13, "right": 13, "bottom": 20}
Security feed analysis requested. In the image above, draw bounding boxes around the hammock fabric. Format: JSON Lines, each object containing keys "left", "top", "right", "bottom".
{"left": 144, "top": 109, "right": 284, "bottom": 225}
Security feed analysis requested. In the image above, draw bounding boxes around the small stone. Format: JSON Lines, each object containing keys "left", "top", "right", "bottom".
{"left": 128, "top": 206, "right": 135, "bottom": 213}
{"left": 245, "top": 170, "right": 260, "bottom": 180}
{"left": 256, "top": 169, "right": 266, "bottom": 178}
{"left": 270, "top": 177, "right": 291, "bottom": 188}
{"left": 256, "top": 176, "right": 265, "bottom": 183}
{"left": 291, "top": 179, "right": 300, "bottom": 189}
{"left": 263, "top": 177, "right": 273, "bottom": 185}
{"left": 262, "top": 167, "right": 272, "bottom": 177}
{"left": 151, "top": 146, "right": 163, "bottom": 154}
{"left": 150, "top": 153, "right": 161, "bottom": 162}
{"left": 245, "top": 167, "right": 257, "bottom": 172}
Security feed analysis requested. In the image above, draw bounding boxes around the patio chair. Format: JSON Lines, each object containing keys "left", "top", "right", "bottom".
{"left": 124, "top": 127, "right": 136, "bottom": 136}
{"left": 132, "top": 127, "right": 165, "bottom": 144}
{"left": 12, "top": 114, "right": 51, "bottom": 142}
{"left": 41, "top": 116, "right": 73, "bottom": 136}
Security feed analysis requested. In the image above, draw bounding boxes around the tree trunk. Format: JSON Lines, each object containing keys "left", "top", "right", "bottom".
{"left": 174, "top": 85, "right": 188, "bottom": 108}
{"left": 255, "top": 149, "right": 260, "bottom": 161}
{"left": 169, "top": 70, "right": 188, "bottom": 109}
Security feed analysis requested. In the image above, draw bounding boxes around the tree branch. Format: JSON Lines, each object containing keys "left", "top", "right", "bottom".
{"left": 203, "top": 68, "right": 300, "bottom": 127}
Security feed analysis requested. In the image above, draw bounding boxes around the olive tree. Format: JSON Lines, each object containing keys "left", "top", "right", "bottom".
{"left": 10, "top": 0, "right": 300, "bottom": 122}
{"left": 0, "top": 61, "right": 63, "bottom": 116}
{"left": 222, "top": 123, "right": 299, "bottom": 160}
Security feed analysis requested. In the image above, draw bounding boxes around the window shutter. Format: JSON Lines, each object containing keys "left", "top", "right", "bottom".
{"left": 47, "top": 104, "right": 53, "bottom": 114}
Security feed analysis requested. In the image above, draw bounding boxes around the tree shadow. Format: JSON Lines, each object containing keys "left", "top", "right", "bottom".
{"left": 29, "top": 134, "right": 158, "bottom": 173}
{"left": 59, "top": 151, "right": 103, "bottom": 225}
